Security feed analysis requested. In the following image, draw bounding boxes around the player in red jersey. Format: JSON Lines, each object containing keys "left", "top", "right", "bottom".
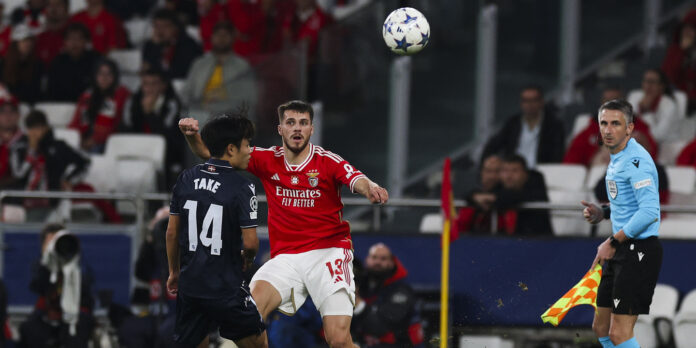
{"left": 179, "top": 100, "right": 388, "bottom": 348}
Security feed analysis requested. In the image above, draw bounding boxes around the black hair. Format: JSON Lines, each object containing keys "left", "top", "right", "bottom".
{"left": 201, "top": 113, "right": 255, "bottom": 158}
{"left": 140, "top": 66, "right": 168, "bottom": 82}
{"left": 24, "top": 110, "right": 49, "bottom": 129}
{"left": 40, "top": 223, "right": 65, "bottom": 245}
{"left": 520, "top": 84, "right": 544, "bottom": 98}
{"left": 599, "top": 99, "right": 634, "bottom": 125}
{"left": 212, "top": 20, "right": 236, "bottom": 35}
{"left": 277, "top": 100, "right": 314, "bottom": 123}
{"left": 85, "top": 58, "right": 121, "bottom": 126}
{"left": 152, "top": 8, "right": 181, "bottom": 30}
{"left": 644, "top": 68, "right": 674, "bottom": 97}
{"left": 63, "top": 22, "right": 91, "bottom": 40}
{"left": 501, "top": 153, "right": 528, "bottom": 170}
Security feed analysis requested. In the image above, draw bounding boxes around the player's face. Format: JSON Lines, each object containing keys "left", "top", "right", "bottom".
{"left": 278, "top": 111, "right": 313, "bottom": 154}
{"left": 229, "top": 138, "right": 252, "bottom": 169}
{"left": 599, "top": 109, "right": 634, "bottom": 153}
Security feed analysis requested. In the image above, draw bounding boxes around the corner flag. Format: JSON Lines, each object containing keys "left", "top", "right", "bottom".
{"left": 541, "top": 264, "right": 603, "bottom": 326}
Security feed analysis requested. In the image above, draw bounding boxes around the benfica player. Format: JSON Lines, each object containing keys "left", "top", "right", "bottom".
{"left": 179, "top": 100, "right": 388, "bottom": 348}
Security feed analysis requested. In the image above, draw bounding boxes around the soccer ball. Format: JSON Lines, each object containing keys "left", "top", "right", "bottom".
{"left": 382, "top": 7, "right": 430, "bottom": 55}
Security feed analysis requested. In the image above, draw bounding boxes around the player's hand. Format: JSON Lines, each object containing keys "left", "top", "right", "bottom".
{"left": 178, "top": 118, "right": 200, "bottom": 136}
{"left": 241, "top": 250, "right": 255, "bottom": 272}
{"left": 581, "top": 200, "right": 603, "bottom": 224}
{"left": 167, "top": 273, "right": 179, "bottom": 295}
{"left": 590, "top": 238, "right": 616, "bottom": 271}
{"left": 368, "top": 183, "right": 389, "bottom": 205}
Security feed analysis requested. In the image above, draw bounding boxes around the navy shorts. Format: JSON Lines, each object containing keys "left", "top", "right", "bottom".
{"left": 174, "top": 288, "right": 265, "bottom": 346}
{"left": 597, "top": 236, "right": 662, "bottom": 315}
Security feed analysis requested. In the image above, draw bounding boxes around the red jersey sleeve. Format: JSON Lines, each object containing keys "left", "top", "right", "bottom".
{"left": 325, "top": 151, "right": 366, "bottom": 193}
{"left": 247, "top": 146, "right": 274, "bottom": 178}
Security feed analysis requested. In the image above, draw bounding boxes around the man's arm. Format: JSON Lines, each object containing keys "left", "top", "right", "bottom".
{"left": 241, "top": 227, "right": 258, "bottom": 272}
{"left": 178, "top": 118, "right": 211, "bottom": 160}
{"left": 165, "top": 214, "right": 181, "bottom": 295}
{"left": 353, "top": 177, "right": 389, "bottom": 204}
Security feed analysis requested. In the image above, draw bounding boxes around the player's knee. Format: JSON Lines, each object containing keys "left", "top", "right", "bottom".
{"left": 324, "top": 331, "right": 352, "bottom": 348}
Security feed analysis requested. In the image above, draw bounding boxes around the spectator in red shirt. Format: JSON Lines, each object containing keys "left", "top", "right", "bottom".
{"left": 198, "top": 0, "right": 227, "bottom": 52}
{"left": 68, "top": 59, "right": 130, "bottom": 153}
{"left": 1, "top": 24, "right": 44, "bottom": 105}
{"left": 289, "top": 0, "right": 331, "bottom": 57}
{"left": 0, "top": 96, "right": 23, "bottom": 188}
{"left": 142, "top": 8, "right": 202, "bottom": 79}
{"left": 10, "top": 0, "right": 46, "bottom": 29}
{"left": 662, "top": 9, "right": 696, "bottom": 114}
{"left": 227, "top": 0, "right": 266, "bottom": 60}
{"left": 0, "top": 2, "right": 12, "bottom": 57}
{"left": 564, "top": 88, "right": 659, "bottom": 167}
{"left": 676, "top": 137, "right": 696, "bottom": 169}
{"left": 35, "top": 0, "right": 70, "bottom": 66}
{"left": 70, "top": 0, "right": 127, "bottom": 54}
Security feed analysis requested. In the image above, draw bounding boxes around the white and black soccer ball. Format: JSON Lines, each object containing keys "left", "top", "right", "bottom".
{"left": 382, "top": 7, "right": 430, "bottom": 55}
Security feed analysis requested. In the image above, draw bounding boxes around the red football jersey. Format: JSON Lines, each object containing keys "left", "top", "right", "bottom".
{"left": 248, "top": 143, "right": 366, "bottom": 257}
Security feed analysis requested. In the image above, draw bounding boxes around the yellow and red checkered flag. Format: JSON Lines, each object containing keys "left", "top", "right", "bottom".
{"left": 541, "top": 264, "right": 602, "bottom": 326}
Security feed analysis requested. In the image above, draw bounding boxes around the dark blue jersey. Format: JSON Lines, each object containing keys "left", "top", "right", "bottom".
{"left": 170, "top": 158, "right": 258, "bottom": 298}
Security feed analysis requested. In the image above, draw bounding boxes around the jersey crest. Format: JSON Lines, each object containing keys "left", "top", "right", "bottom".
{"left": 306, "top": 170, "right": 320, "bottom": 187}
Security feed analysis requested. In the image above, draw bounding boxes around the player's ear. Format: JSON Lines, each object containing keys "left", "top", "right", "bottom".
{"left": 226, "top": 143, "right": 237, "bottom": 157}
{"left": 627, "top": 121, "right": 635, "bottom": 136}
{"left": 277, "top": 124, "right": 282, "bottom": 136}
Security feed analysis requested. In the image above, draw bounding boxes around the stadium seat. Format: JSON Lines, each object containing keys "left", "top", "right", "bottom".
{"left": 674, "top": 90, "right": 688, "bottom": 119}
{"left": 33, "top": 102, "right": 77, "bottom": 128}
{"left": 172, "top": 79, "right": 186, "bottom": 97}
{"left": 679, "top": 117, "right": 696, "bottom": 141}
{"left": 419, "top": 213, "right": 442, "bottom": 233}
{"left": 120, "top": 74, "right": 141, "bottom": 92}
{"left": 105, "top": 134, "right": 166, "bottom": 172}
{"left": 674, "top": 288, "right": 696, "bottom": 348}
{"left": 83, "top": 154, "right": 118, "bottom": 192}
{"left": 186, "top": 25, "right": 201, "bottom": 44}
{"left": 634, "top": 284, "right": 679, "bottom": 348}
{"left": 547, "top": 190, "right": 589, "bottom": 236}
{"left": 1, "top": 204, "right": 26, "bottom": 223}
{"left": 658, "top": 217, "right": 696, "bottom": 239}
{"left": 665, "top": 166, "right": 696, "bottom": 194}
{"left": 585, "top": 165, "right": 606, "bottom": 191}
{"left": 536, "top": 164, "right": 587, "bottom": 191}
{"left": 53, "top": 128, "right": 80, "bottom": 149}
{"left": 108, "top": 49, "right": 142, "bottom": 74}
{"left": 570, "top": 113, "right": 591, "bottom": 138}
{"left": 115, "top": 159, "right": 157, "bottom": 215}
{"left": 659, "top": 140, "right": 688, "bottom": 166}
{"left": 459, "top": 335, "right": 513, "bottom": 348}
{"left": 124, "top": 18, "right": 151, "bottom": 47}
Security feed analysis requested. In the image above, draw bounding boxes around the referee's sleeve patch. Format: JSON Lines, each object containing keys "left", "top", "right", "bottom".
{"left": 634, "top": 178, "right": 652, "bottom": 189}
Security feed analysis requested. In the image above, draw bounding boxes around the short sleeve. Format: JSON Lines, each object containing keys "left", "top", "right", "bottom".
{"left": 169, "top": 172, "right": 185, "bottom": 215}
{"left": 626, "top": 157, "right": 660, "bottom": 204}
{"left": 237, "top": 182, "right": 258, "bottom": 228}
{"left": 246, "top": 147, "right": 265, "bottom": 177}
{"left": 328, "top": 154, "right": 366, "bottom": 193}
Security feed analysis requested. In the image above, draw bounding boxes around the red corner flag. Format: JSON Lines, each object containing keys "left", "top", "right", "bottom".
{"left": 441, "top": 157, "right": 459, "bottom": 242}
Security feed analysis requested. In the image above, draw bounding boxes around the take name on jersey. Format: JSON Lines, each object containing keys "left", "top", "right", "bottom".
{"left": 247, "top": 143, "right": 366, "bottom": 257}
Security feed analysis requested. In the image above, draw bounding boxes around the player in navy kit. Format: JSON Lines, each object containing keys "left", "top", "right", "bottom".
{"left": 166, "top": 114, "right": 267, "bottom": 348}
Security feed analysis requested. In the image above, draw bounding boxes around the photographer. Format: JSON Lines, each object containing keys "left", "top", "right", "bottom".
{"left": 18, "top": 224, "right": 95, "bottom": 348}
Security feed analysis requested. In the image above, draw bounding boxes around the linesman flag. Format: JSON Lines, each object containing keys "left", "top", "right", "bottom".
{"left": 440, "top": 157, "right": 458, "bottom": 242}
{"left": 541, "top": 264, "right": 602, "bottom": 326}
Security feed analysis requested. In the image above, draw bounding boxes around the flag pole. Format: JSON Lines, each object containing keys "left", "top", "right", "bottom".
{"left": 440, "top": 218, "right": 450, "bottom": 348}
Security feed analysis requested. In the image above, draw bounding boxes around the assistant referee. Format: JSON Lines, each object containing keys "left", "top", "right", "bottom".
{"left": 580, "top": 99, "right": 662, "bottom": 348}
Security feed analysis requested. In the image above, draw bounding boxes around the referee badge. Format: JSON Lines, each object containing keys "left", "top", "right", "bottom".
{"left": 607, "top": 180, "right": 618, "bottom": 199}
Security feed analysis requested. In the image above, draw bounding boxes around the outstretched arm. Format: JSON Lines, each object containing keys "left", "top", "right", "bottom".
{"left": 353, "top": 177, "right": 389, "bottom": 204}
{"left": 178, "top": 118, "right": 211, "bottom": 160}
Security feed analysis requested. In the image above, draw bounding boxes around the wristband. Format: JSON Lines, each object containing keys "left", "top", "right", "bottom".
{"left": 602, "top": 205, "right": 611, "bottom": 220}
{"left": 609, "top": 235, "right": 620, "bottom": 248}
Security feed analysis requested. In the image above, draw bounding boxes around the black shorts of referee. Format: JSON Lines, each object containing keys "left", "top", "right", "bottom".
{"left": 597, "top": 236, "right": 662, "bottom": 315}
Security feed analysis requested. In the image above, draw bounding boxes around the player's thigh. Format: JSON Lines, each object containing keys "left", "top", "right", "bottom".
{"left": 235, "top": 332, "right": 268, "bottom": 348}
{"left": 206, "top": 292, "right": 265, "bottom": 344}
{"left": 174, "top": 294, "right": 212, "bottom": 347}
{"left": 251, "top": 255, "right": 308, "bottom": 316}
{"left": 613, "top": 238, "right": 663, "bottom": 314}
{"left": 303, "top": 248, "right": 356, "bottom": 312}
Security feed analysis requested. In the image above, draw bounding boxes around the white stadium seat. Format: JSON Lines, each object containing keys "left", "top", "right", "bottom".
{"left": 108, "top": 49, "right": 142, "bottom": 74}
{"left": 83, "top": 154, "right": 118, "bottom": 193}
{"left": 536, "top": 164, "right": 587, "bottom": 191}
{"left": 674, "top": 90, "right": 688, "bottom": 119}
{"left": 172, "top": 79, "right": 186, "bottom": 97}
{"left": 665, "top": 166, "right": 696, "bottom": 194}
{"left": 186, "top": 25, "right": 201, "bottom": 44}
{"left": 674, "top": 289, "right": 696, "bottom": 348}
{"left": 459, "top": 335, "right": 513, "bottom": 348}
{"left": 124, "top": 18, "right": 152, "bottom": 47}
{"left": 634, "top": 284, "right": 679, "bottom": 348}
{"left": 585, "top": 165, "right": 606, "bottom": 191}
{"left": 115, "top": 159, "right": 157, "bottom": 215}
{"left": 120, "top": 74, "right": 140, "bottom": 92}
{"left": 419, "top": 213, "right": 442, "bottom": 233}
{"left": 659, "top": 140, "right": 688, "bottom": 166}
{"left": 657, "top": 217, "right": 696, "bottom": 239}
{"left": 547, "top": 190, "right": 589, "bottom": 236}
{"left": 105, "top": 134, "right": 166, "bottom": 172}
{"left": 33, "top": 102, "right": 77, "bottom": 128}
{"left": 570, "top": 113, "right": 591, "bottom": 138}
{"left": 53, "top": 128, "right": 80, "bottom": 149}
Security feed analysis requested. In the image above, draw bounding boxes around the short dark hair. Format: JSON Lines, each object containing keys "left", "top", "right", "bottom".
{"left": 40, "top": 223, "right": 65, "bottom": 245}
{"left": 63, "top": 22, "right": 91, "bottom": 40}
{"left": 521, "top": 84, "right": 544, "bottom": 98}
{"left": 201, "top": 114, "right": 255, "bottom": 158}
{"left": 140, "top": 66, "right": 168, "bottom": 82}
{"left": 212, "top": 20, "right": 235, "bottom": 35}
{"left": 152, "top": 8, "right": 181, "bottom": 29}
{"left": 277, "top": 100, "right": 314, "bottom": 123}
{"left": 598, "top": 99, "right": 634, "bottom": 124}
{"left": 501, "top": 153, "right": 528, "bottom": 170}
{"left": 25, "top": 110, "right": 49, "bottom": 129}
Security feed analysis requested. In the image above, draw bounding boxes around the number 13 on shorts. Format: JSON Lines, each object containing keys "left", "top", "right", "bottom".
{"left": 325, "top": 259, "right": 346, "bottom": 284}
